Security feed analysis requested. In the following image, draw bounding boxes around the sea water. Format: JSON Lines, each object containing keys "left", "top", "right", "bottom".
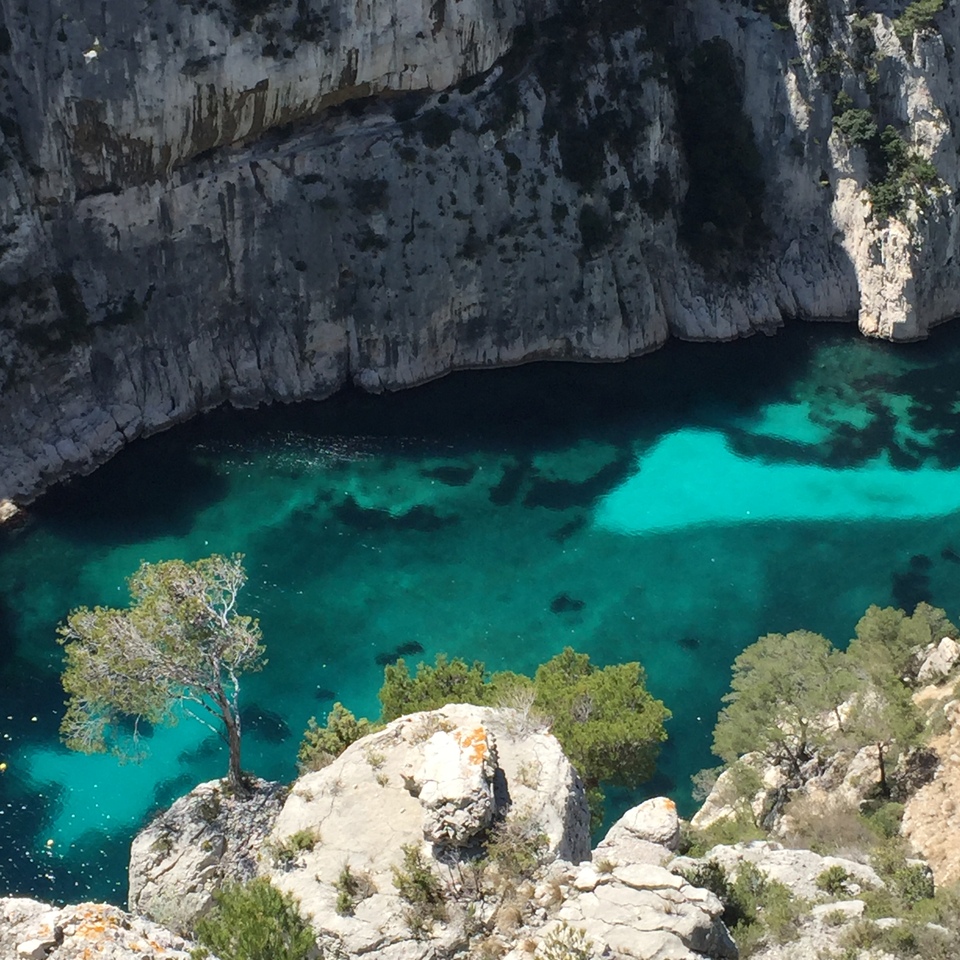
{"left": 2, "top": 320, "right": 960, "bottom": 906}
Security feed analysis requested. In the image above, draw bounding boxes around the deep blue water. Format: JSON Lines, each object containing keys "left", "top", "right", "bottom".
{"left": 3, "top": 319, "right": 960, "bottom": 905}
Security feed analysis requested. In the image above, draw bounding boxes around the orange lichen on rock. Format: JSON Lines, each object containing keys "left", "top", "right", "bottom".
{"left": 456, "top": 726, "right": 489, "bottom": 765}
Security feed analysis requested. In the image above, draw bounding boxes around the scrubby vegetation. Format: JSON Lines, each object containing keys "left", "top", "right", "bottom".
{"left": 711, "top": 602, "right": 950, "bottom": 803}
{"left": 682, "top": 859, "right": 806, "bottom": 956}
{"left": 191, "top": 878, "right": 315, "bottom": 960}
{"left": 893, "top": 0, "right": 945, "bottom": 42}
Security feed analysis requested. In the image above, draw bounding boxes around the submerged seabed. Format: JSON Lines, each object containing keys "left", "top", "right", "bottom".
{"left": 2, "top": 320, "right": 960, "bottom": 905}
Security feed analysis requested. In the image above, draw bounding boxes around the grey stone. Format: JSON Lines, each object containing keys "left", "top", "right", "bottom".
{"left": 128, "top": 777, "right": 286, "bottom": 934}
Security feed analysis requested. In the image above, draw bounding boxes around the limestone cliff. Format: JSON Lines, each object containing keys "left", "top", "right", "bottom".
{"left": 0, "top": 0, "right": 957, "bottom": 500}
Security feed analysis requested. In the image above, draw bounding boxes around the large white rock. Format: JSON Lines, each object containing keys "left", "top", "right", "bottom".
{"left": 406, "top": 724, "right": 499, "bottom": 847}
{"left": 594, "top": 796, "right": 681, "bottom": 868}
{"left": 674, "top": 841, "right": 883, "bottom": 902}
{"left": 264, "top": 704, "right": 590, "bottom": 959}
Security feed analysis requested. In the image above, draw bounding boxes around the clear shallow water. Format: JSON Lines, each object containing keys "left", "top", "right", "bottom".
{"left": 3, "top": 320, "right": 960, "bottom": 905}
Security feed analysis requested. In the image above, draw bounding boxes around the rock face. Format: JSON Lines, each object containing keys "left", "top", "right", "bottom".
{"left": 916, "top": 637, "right": 960, "bottom": 685}
{"left": 527, "top": 797, "right": 736, "bottom": 960}
{"left": 0, "top": 898, "right": 201, "bottom": 960}
{"left": 260, "top": 704, "right": 589, "bottom": 958}
{"left": 128, "top": 777, "right": 286, "bottom": 935}
{"left": 903, "top": 697, "right": 960, "bottom": 886}
{"left": 1, "top": 0, "right": 959, "bottom": 501}
{"left": 406, "top": 723, "right": 500, "bottom": 847}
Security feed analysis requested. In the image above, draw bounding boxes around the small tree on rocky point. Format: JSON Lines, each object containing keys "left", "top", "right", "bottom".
{"left": 58, "top": 554, "right": 264, "bottom": 795}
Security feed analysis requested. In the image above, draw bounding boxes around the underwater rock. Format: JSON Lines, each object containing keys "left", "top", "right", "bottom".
{"left": 550, "top": 593, "right": 586, "bottom": 614}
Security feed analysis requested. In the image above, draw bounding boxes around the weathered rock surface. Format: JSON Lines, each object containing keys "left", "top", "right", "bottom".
{"left": 0, "top": 898, "right": 203, "bottom": 960}
{"left": 0, "top": 0, "right": 959, "bottom": 502}
{"left": 916, "top": 637, "right": 960, "bottom": 685}
{"left": 594, "top": 795, "right": 682, "bottom": 867}
{"left": 128, "top": 777, "right": 286, "bottom": 935}
{"left": 406, "top": 722, "right": 500, "bottom": 847}
{"left": 261, "top": 704, "right": 589, "bottom": 958}
{"left": 528, "top": 860, "right": 737, "bottom": 960}
{"left": 903, "top": 697, "right": 960, "bottom": 886}
{"left": 674, "top": 840, "right": 883, "bottom": 901}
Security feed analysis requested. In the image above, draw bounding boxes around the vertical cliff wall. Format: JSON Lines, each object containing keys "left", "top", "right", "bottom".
{"left": 0, "top": 0, "right": 957, "bottom": 501}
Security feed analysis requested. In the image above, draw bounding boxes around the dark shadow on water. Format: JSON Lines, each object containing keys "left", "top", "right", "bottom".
{"left": 550, "top": 514, "right": 586, "bottom": 543}
{"left": 550, "top": 593, "right": 585, "bottom": 614}
{"left": 31, "top": 429, "right": 230, "bottom": 546}
{"left": 313, "top": 686, "right": 337, "bottom": 702}
{"left": 523, "top": 451, "right": 634, "bottom": 511}
{"left": 421, "top": 464, "right": 477, "bottom": 486}
{"left": 240, "top": 704, "right": 291, "bottom": 743}
{"left": 0, "top": 594, "right": 18, "bottom": 666}
{"left": 177, "top": 734, "right": 223, "bottom": 766}
{"left": 489, "top": 458, "right": 528, "bottom": 506}
{"left": 678, "top": 635, "right": 700, "bottom": 651}
{"left": 891, "top": 554, "right": 932, "bottom": 611}
{"left": 333, "top": 495, "right": 458, "bottom": 532}
{"left": 375, "top": 641, "right": 424, "bottom": 667}
{"left": 151, "top": 771, "right": 198, "bottom": 812}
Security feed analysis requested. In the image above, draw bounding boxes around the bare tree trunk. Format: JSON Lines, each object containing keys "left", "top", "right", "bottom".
{"left": 217, "top": 689, "right": 249, "bottom": 797}
{"left": 877, "top": 742, "right": 888, "bottom": 797}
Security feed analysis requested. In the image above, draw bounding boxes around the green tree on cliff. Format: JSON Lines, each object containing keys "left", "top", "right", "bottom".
{"left": 58, "top": 554, "right": 264, "bottom": 795}
{"left": 712, "top": 630, "right": 852, "bottom": 778}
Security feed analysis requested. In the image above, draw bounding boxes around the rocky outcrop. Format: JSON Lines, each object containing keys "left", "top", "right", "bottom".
{"left": 127, "top": 706, "right": 736, "bottom": 960}
{"left": 0, "top": 0, "right": 959, "bottom": 501}
{"left": 261, "top": 704, "right": 590, "bottom": 958}
{"left": 128, "top": 777, "right": 286, "bottom": 935}
{"left": 523, "top": 797, "right": 737, "bottom": 960}
{"left": 916, "top": 637, "right": 960, "bottom": 685}
{"left": 675, "top": 840, "right": 883, "bottom": 901}
{"left": 0, "top": 898, "right": 202, "bottom": 960}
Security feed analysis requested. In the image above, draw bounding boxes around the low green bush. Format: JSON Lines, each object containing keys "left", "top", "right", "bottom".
{"left": 191, "top": 878, "right": 315, "bottom": 960}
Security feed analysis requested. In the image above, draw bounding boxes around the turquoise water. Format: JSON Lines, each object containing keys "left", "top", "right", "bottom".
{"left": 2, "top": 320, "right": 960, "bottom": 905}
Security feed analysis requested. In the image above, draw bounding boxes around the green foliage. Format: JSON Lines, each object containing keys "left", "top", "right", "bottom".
{"left": 872, "top": 129, "right": 941, "bottom": 220}
{"left": 538, "top": 924, "right": 594, "bottom": 960}
{"left": 392, "top": 843, "right": 447, "bottom": 934}
{"left": 713, "top": 630, "right": 849, "bottom": 776}
{"left": 893, "top": 0, "right": 944, "bottom": 42}
{"left": 676, "top": 38, "right": 767, "bottom": 267}
{"left": 863, "top": 801, "right": 905, "bottom": 840}
{"left": 531, "top": 648, "right": 670, "bottom": 788}
{"left": 816, "top": 865, "right": 851, "bottom": 896}
{"left": 377, "top": 648, "right": 669, "bottom": 804}
{"left": 379, "top": 655, "right": 489, "bottom": 721}
{"left": 683, "top": 814, "right": 766, "bottom": 858}
{"left": 58, "top": 554, "right": 264, "bottom": 791}
{"left": 483, "top": 816, "right": 548, "bottom": 881}
{"left": 298, "top": 703, "right": 374, "bottom": 772}
{"left": 192, "top": 878, "right": 315, "bottom": 960}
{"left": 334, "top": 863, "right": 376, "bottom": 916}
{"left": 870, "top": 839, "right": 934, "bottom": 905}
{"left": 684, "top": 860, "right": 804, "bottom": 955}
{"left": 833, "top": 108, "right": 878, "bottom": 147}
{"left": 850, "top": 602, "right": 954, "bottom": 679}
{"left": 269, "top": 828, "right": 320, "bottom": 867}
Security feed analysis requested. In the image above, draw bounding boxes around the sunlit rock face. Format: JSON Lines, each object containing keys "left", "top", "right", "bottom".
{"left": 1, "top": 0, "right": 959, "bottom": 501}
